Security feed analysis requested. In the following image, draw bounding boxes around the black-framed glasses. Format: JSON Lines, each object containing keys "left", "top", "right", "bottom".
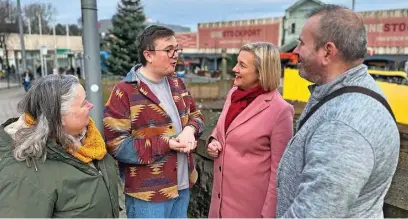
{"left": 147, "top": 48, "right": 183, "bottom": 57}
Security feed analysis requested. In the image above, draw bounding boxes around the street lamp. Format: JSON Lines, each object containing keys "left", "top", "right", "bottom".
{"left": 81, "top": 0, "right": 104, "bottom": 132}
{"left": 17, "top": 0, "right": 27, "bottom": 78}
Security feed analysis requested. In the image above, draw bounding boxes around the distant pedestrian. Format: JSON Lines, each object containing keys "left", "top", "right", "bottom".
{"left": 22, "top": 68, "right": 34, "bottom": 92}
{"left": 77, "top": 66, "right": 81, "bottom": 78}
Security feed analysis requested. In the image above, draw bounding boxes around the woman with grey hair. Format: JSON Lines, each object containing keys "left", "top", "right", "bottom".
{"left": 0, "top": 74, "right": 119, "bottom": 217}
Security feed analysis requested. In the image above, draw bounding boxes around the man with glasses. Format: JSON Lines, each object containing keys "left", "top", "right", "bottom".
{"left": 103, "top": 25, "right": 204, "bottom": 218}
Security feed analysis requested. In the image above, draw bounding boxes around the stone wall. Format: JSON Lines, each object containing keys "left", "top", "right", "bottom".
{"left": 186, "top": 80, "right": 233, "bottom": 100}
{"left": 188, "top": 108, "right": 218, "bottom": 218}
{"left": 188, "top": 146, "right": 214, "bottom": 218}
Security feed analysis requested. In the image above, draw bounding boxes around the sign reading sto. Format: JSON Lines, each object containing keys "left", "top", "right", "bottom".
{"left": 198, "top": 23, "right": 280, "bottom": 49}
{"left": 364, "top": 17, "right": 408, "bottom": 47}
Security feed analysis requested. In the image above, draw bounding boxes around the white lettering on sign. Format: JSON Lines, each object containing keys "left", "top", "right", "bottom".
{"left": 219, "top": 40, "right": 242, "bottom": 44}
{"left": 211, "top": 31, "right": 223, "bottom": 38}
{"left": 364, "top": 24, "right": 384, "bottom": 33}
{"left": 376, "top": 36, "right": 408, "bottom": 41}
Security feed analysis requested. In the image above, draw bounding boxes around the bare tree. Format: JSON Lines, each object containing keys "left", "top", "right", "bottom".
{"left": 55, "top": 23, "right": 66, "bottom": 35}
{"left": 23, "top": 3, "right": 56, "bottom": 34}
{"left": 0, "top": 0, "right": 19, "bottom": 33}
{"left": 54, "top": 23, "right": 82, "bottom": 36}
{"left": 0, "top": 0, "right": 18, "bottom": 22}
{"left": 77, "top": 17, "right": 82, "bottom": 28}
{"left": 0, "top": 0, "right": 19, "bottom": 69}
{"left": 68, "top": 24, "right": 82, "bottom": 36}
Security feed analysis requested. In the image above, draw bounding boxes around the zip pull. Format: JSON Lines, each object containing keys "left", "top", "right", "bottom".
{"left": 93, "top": 160, "right": 103, "bottom": 175}
{"left": 33, "top": 159, "right": 39, "bottom": 172}
{"left": 25, "top": 158, "right": 39, "bottom": 172}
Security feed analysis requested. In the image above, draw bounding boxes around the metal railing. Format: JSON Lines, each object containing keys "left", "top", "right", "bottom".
{"left": 0, "top": 71, "right": 22, "bottom": 89}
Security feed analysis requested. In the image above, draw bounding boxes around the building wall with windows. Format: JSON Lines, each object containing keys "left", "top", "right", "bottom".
{"left": 282, "top": 0, "right": 325, "bottom": 46}
{"left": 1, "top": 33, "right": 82, "bottom": 74}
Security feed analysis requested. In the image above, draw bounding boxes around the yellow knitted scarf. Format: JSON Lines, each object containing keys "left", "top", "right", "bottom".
{"left": 24, "top": 113, "right": 107, "bottom": 163}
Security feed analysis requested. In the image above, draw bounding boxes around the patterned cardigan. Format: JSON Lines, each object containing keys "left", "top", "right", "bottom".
{"left": 103, "top": 65, "right": 205, "bottom": 202}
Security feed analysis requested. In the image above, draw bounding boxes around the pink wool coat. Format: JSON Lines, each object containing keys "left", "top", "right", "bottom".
{"left": 208, "top": 88, "right": 294, "bottom": 218}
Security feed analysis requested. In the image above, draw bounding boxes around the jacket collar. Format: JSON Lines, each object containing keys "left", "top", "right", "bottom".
{"left": 0, "top": 118, "right": 99, "bottom": 175}
{"left": 308, "top": 64, "right": 368, "bottom": 101}
{"left": 225, "top": 89, "right": 278, "bottom": 135}
{"left": 229, "top": 86, "right": 277, "bottom": 102}
{"left": 123, "top": 64, "right": 178, "bottom": 83}
{"left": 123, "top": 64, "right": 142, "bottom": 83}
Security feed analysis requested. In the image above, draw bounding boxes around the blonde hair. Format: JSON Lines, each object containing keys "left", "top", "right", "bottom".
{"left": 240, "top": 42, "right": 281, "bottom": 91}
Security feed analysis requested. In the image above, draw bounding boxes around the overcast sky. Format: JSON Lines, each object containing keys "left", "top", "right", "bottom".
{"left": 22, "top": 0, "right": 408, "bottom": 31}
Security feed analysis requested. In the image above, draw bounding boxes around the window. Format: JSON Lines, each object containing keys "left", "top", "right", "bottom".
{"left": 291, "top": 23, "right": 296, "bottom": 34}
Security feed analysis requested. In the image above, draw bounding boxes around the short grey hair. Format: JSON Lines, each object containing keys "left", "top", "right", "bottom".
{"left": 13, "top": 74, "right": 80, "bottom": 162}
{"left": 308, "top": 4, "right": 367, "bottom": 62}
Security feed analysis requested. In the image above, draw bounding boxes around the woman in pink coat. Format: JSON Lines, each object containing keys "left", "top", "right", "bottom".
{"left": 207, "top": 42, "right": 294, "bottom": 218}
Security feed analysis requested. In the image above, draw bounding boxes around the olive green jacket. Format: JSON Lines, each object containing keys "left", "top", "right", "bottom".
{"left": 0, "top": 118, "right": 119, "bottom": 217}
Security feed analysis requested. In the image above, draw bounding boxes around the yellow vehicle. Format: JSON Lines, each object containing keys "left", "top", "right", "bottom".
{"left": 283, "top": 68, "right": 408, "bottom": 125}
{"left": 368, "top": 69, "right": 408, "bottom": 85}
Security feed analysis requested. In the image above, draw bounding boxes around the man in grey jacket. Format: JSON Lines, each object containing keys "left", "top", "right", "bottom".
{"left": 276, "top": 5, "right": 400, "bottom": 218}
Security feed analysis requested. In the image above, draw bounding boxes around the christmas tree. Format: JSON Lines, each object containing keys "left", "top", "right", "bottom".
{"left": 103, "top": 0, "right": 146, "bottom": 75}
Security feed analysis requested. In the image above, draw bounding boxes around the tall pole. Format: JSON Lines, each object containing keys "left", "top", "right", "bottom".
{"left": 53, "top": 24, "right": 58, "bottom": 71}
{"left": 17, "top": 0, "right": 26, "bottom": 76}
{"left": 39, "top": 14, "right": 44, "bottom": 77}
{"left": 66, "top": 24, "right": 70, "bottom": 51}
{"left": 66, "top": 24, "right": 71, "bottom": 68}
{"left": 27, "top": 18, "right": 31, "bottom": 35}
{"left": 81, "top": 0, "right": 103, "bottom": 132}
{"left": 221, "top": 48, "right": 228, "bottom": 80}
{"left": 38, "top": 14, "right": 42, "bottom": 37}
{"left": 5, "top": 0, "right": 9, "bottom": 89}
{"left": 352, "top": 0, "right": 356, "bottom": 11}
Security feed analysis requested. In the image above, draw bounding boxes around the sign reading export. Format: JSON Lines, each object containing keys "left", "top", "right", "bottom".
{"left": 222, "top": 29, "right": 262, "bottom": 38}
{"left": 198, "top": 23, "right": 281, "bottom": 49}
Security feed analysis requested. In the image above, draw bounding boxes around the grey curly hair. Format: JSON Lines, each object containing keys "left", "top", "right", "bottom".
{"left": 13, "top": 74, "right": 81, "bottom": 162}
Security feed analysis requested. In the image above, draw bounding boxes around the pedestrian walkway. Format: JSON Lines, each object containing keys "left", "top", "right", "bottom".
{"left": 0, "top": 80, "right": 20, "bottom": 89}
{"left": 0, "top": 87, "right": 25, "bottom": 124}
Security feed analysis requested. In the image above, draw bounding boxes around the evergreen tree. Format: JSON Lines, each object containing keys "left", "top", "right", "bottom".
{"left": 104, "top": 0, "right": 146, "bottom": 75}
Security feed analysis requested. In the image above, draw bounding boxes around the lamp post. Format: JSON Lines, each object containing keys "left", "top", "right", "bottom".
{"left": 81, "top": 0, "right": 103, "bottom": 132}
{"left": 17, "top": 0, "right": 27, "bottom": 77}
